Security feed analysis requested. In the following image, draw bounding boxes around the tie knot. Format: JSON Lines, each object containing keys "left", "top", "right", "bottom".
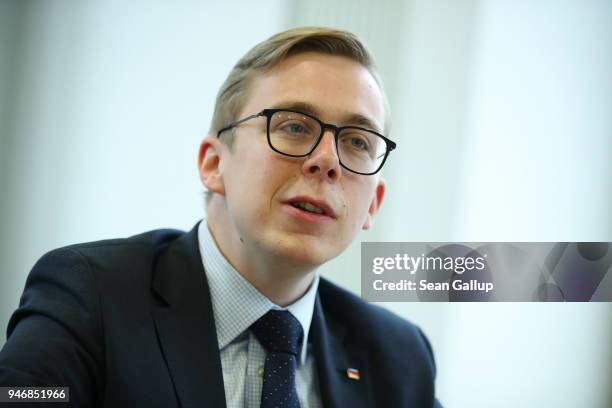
{"left": 250, "top": 310, "right": 303, "bottom": 356}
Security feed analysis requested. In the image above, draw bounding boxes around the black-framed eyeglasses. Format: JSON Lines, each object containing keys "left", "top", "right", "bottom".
{"left": 217, "top": 108, "right": 396, "bottom": 175}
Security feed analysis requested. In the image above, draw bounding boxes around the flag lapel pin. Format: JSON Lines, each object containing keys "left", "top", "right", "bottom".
{"left": 346, "top": 368, "right": 360, "bottom": 380}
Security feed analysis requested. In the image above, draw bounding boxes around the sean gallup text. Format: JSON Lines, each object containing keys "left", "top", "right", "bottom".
{"left": 373, "top": 279, "right": 494, "bottom": 293}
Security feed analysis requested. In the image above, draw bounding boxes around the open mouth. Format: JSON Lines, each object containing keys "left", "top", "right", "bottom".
{"left": 290, "top": 201, "right": 325, "bottom": 215}
{"left": 283, "top": 196, "right": 337, "bottom": 221}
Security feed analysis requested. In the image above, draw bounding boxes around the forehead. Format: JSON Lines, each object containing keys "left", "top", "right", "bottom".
{"left": 242, "top": 52, "right": 386, "bottom": 132}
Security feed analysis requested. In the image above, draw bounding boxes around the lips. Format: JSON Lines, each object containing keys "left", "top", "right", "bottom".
{"left": 283, "top": 196, "right": 338, "bottom": 219}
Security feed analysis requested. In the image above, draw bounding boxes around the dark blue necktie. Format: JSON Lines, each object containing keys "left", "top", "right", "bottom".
{"left": 250, "top": 309, "right": 303, "bottom": 408}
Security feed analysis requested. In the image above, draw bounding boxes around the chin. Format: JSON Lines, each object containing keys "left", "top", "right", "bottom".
{"left": 266, "top": 234, "right": 338, "bottom": 268}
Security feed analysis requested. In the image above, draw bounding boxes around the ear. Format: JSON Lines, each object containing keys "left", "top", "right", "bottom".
{"left": 362, "top": 178, "right": 386, "bottom": 230}
{"left": 198, "top": 135, "right": 226, "bottom": 196}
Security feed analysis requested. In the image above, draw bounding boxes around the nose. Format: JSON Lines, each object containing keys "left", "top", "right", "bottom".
{"left": 302, "top": 129, "right": 342, "bottom": 182}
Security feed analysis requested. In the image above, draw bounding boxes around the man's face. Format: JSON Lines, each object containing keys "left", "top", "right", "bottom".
{"left": 206, "top": 52, "right": 386, "bottom": 267}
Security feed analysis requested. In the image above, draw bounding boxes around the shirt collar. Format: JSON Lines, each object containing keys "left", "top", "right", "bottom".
{"left": 197, "top": 220, "right": 319, "bottom": 365}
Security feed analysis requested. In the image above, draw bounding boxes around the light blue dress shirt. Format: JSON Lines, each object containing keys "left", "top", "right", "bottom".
{"left": 197, "top": 221, "right": 323, "bottom": 408}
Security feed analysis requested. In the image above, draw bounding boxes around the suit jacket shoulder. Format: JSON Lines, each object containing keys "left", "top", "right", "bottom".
{"left": 0, "top": 228, "right": 192, "bottom": 407}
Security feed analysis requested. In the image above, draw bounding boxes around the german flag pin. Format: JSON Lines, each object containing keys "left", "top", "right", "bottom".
{"left": 346, "top": 368, "right": 360, "bottom": 380}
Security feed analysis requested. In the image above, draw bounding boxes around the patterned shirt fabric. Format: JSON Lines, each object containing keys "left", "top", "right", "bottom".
{"left": 197, "top": 220, "right": 323, "bottom": 408}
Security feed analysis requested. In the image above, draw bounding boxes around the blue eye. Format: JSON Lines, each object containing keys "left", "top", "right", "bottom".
{"left": 349, "top": 137, "right": 367, "bottom": 150}
{"left": 284, "top": 123, "right": 306, "bottom": 134}
{"left": 340, "top": 134, "right": 370, "bottom": 152}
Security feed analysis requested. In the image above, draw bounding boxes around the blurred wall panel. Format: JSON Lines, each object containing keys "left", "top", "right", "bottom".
{"left": 448, "top": 1, "right": 612, "bottom": 406}
{"left": 457, "top": 0, "right": 612, "bottom": 241}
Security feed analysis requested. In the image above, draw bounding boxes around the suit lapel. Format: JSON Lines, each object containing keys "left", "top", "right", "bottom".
{"left": 311, "top": 294, "right": 373, "bottom": 408}
{"left": 151, "top": 225, "right": 226, "bottom": 408}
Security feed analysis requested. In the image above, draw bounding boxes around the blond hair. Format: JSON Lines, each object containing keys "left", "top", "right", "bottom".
{"left": 209, "top": 26, "right": 390, "bottom": 143}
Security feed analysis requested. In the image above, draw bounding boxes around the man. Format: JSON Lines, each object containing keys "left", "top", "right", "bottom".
{"left": 0, "top": 27, "right": 440, "bottom": 407}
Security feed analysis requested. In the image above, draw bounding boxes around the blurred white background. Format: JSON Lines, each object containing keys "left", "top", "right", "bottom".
{"left": 1, "top": 1, "right": 611, "bottom": 407}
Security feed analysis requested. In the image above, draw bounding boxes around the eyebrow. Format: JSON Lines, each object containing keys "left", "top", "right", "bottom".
{"left": 269, "top": 101, "right": 383, "bottom": 134}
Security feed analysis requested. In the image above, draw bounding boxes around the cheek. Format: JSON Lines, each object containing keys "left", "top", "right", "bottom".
{"left": 344, "top": 183, "right": 376, "bottom": 231}
{"left": 228, "top": 144, "right": 291, "bottom": 215}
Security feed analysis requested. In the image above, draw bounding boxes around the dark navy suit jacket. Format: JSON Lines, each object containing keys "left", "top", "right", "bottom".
{"left": 0, "top": 224, "right": 441, "bottom": 407}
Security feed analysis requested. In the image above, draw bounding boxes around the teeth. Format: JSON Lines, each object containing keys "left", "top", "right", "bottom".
{"left": 291, "top": 201, "right": 325, "bottom": 214}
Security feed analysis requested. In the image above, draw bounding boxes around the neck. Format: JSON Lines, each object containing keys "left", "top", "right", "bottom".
{"left": 206, "top": 198, "right": 317, "bottom": 307}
